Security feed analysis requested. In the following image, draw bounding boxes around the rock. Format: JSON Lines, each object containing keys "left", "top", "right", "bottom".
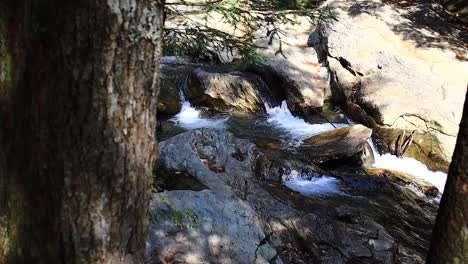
{"left": 149, "top": 129, "right": 279, "bottom": 263}
{"left": 373, "top": 127, "right": 450, "bottom": 172}
{"left": 316, "top": 0, "right": 468, "bottom": 169}
{"left": 166, "top": 10, "right": 331, "bottom": 114}
{"left": 154, "top": 128, "right": 438, "bottom": 263}
{"left": 250, "top": 16, "right": 331, "bottom": 115}
{"left": 154, "top": 162, "right": 208, "bottom": 192}
{"left": 157, "top": 76, "right": 182, "bottom": 114}
{"left": 157, "top": 129, "right": 320, "bottom": 262}
{"left": 147, "top": 190, "right": 277, "bottom": 264}
{"left": 366, "top": 168, "right": 439, "bottom": 197}
{"left": 256, "top": 149, "right": 324, "bottom": 183}
{"left": 186, "top": 68, "right": 270, "bottom": 113}
{"left": 299, "top": 124, "right": 372, "bottom": 163}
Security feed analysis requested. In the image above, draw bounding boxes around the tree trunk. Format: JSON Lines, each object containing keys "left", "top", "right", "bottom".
{"left": 0, "top": 0, "right": 163, "bottom": 263}
{"left": 427, "top": 90, "right": 468, "bottom": 263}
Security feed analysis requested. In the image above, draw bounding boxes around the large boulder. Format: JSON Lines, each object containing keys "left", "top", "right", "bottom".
{"left": 251, "top": 16, "right": 331, "bottom": 115}
{"left": 148, "top": 129, "right": 279, "bottom": 263}
{"left": 186, "top": 68, "right": 270, "bottom": 113}
{"left": 313, "top": 0, "right": 468, "bottom": 170}
{"left": 147, "top": 190, "right": 277, "bottom": 264}
{"left": 299, "top": 124, "right": 373, "bottom": 163}
{"left": 157, "top": 58, "right": 197, "bottom": 115}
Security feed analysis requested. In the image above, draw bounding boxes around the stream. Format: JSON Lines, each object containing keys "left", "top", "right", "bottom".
{"left": 159, "top": 94, "right": 447, "bottom": 195}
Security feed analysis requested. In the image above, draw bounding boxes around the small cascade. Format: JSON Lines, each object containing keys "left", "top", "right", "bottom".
{"left": 171, "top": 77, "right": 229, "bottom": 130}
{"left": 265, "top": 101, "right": 348, "bottom": 142}
{"left": 247, "top": 73, "right": 281, "bottom": 109}
{"left": 366, "top": 138, "right": 447, "bottom": 192}
{"left": 263, "top": 100, "right": 447, "bottom": 192}
{"left": 282, "top": 170, "right": 341, "bottom": 196}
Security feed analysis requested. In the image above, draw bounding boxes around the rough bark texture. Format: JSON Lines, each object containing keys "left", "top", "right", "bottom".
{"left": 427, "top": 90, "right": 468, "bottom": 264}
{"left": 0, "top": 0, "right": 163, "bottom": 263}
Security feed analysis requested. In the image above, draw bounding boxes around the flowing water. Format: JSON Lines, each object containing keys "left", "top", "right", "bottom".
{"left": 367, "top": 140, "right": 447, "bottom": 191}
{"left": 282, "top": 169, "right": 342, "bottom": 197}
{"left": 160, "top": 94, "right": 447, "bottom": 195}
{"left": 265, "top": 101, "right": 349, "bottom": 144}
{"left": 262, "top": 102, "right": 447, "bottom": 192}
{"left": 171, "top": 92, "right": 229, "bottom": 130}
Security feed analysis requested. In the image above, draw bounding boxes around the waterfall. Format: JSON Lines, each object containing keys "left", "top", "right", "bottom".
{"left": 265, "top": 101, "right": 348, "bottom": 142}
{"left": 171, "top": 77, "right": 229, "bottom": 130}
{"left": 366, "top": 138, "right": 447, "bottom": 192}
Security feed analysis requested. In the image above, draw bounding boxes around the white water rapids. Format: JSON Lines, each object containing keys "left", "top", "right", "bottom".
{"left": 171, "top": 93, "right": 228, "bottom": 130}
{"left": 265, "top": 101, "right": 447, "bottom": 193}
{"left": 266, "top": 101, "right": 348, "bottom": 141}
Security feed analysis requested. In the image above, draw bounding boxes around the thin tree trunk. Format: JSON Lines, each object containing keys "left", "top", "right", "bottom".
{"left": 0, "top": 0, "right": 163, "bottom": 263}
{"left": 427, "top": 90, "right": 468, "bottom": 263}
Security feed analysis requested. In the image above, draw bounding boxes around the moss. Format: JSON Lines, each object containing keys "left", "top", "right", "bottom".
{"left": 318, "top": 101, "right": 345, "bottom": 123}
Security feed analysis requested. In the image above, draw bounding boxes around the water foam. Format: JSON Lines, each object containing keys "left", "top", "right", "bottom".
{"left": 266, "top": 101, "right": 348, "bottom": 141}
{"left": 367, "top": 139, "right": 447, "bottom": 192}
{"left": 266, "top": 101, "right": 447, "bottom": 193}
{"left": 172, "top": 90, "right": 228, "bottom": 130}
{"left": 283, "top": 170, "right": 341, "bottom": 196}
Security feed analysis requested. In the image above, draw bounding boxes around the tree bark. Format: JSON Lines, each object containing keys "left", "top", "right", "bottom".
{"left": 427, "top": 90, "right": 468, "bottom": 263}
{"left": 0, "top": 0, "right": 163, "bottom": 263}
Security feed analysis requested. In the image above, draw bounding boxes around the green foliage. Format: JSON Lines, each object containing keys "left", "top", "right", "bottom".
{"left": 163, "top": 0, "right": 335, "bottom": 63}
{"left": 151, "top": 180, "right": 163, "bottom": 193}
{"left": 150, "top": 196, "right": 199, "bottom": 230}
{"left": 160, "top": 196, "right": 173, "bottom": 207}
{"left": 171, "top": 208, "right": 198, "bottom": 230}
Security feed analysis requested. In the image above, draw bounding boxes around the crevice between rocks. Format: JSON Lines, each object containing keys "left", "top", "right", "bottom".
{"left": 382, "top": 114, "right": 457, "bottom": 138}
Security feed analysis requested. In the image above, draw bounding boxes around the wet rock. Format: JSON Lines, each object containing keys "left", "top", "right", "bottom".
{"left": 299, "top": 124, "right": 372, "bottom": 163}
{"left": 166, "top": 11, "right": 331, "bottom": 114}
{"left": 186, "top": 68, "right": 270, "bottom": 113}
{"left": 316, "top": 0, "right": 468, "bottom": 170}
{"left": 157, "top": 76, "right": 181, "bottom": 114}
{"left": 373, "top": 127, "right": 450, "bottom": 172}
{"left": 256, "top": 149, "right": 324, "bottom": 183}
{"left": 366, "top": 168, "right": 439, "bottom": 197}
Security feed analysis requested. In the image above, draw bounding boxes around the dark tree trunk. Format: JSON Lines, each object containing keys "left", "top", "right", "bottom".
{"left": 0, "top": 0, "right": 163, "bottom": 263}
{"left": 427, "top": 90, "right": 468, "bottom": 264}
